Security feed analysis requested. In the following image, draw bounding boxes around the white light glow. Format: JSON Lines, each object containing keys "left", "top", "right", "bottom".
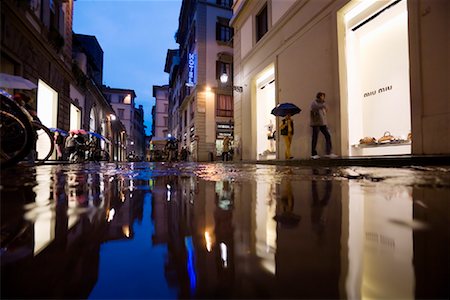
{"left": 256, "top": 67, "right": 275, "bottom": 85}
{"left": 220, "top": 242, "right": 228, "bottom": 267}
{"left": 345, "top": 0, "right": 377, "bottom": 22}
{"left": 107, "top": 208, "right": 115, "bottom": 222}
{"left": 220, "top": 73, "right": 229, "bottom": 84}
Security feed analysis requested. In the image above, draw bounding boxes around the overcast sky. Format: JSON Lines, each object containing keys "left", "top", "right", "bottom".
{"left": 73, "top": 0, "right": 182, "bottom": 135}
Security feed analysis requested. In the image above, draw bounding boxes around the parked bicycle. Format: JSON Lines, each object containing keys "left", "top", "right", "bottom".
{"left": 0, "top": 94, "right": 54, "bottom": 168}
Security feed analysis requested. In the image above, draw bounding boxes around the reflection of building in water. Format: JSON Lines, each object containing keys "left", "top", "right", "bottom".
{"left": 1, "top": 166, "right": 146, "bottom": 298}
{"left": 346, "top": 182, "right": 414, "bottom": 299}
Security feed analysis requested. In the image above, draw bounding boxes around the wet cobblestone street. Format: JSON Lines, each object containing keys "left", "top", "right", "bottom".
{"left": 1, "top": 162, "right": 449, "bottom": 299}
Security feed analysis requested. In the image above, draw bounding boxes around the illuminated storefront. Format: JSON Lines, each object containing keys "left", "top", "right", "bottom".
{"left": 340, "top": 0, "right": 412, "bottom": 156}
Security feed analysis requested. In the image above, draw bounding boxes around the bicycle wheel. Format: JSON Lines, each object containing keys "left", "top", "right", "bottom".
{"left": 33, "top": 121, "right": 55, "bottom": 165}
{"left": 0, "top": 110, "right": 35, "bottom": 168}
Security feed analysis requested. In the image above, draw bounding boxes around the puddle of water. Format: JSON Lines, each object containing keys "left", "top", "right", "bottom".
{"left": 1, "top": 163, "right": 448, "bottom": 299}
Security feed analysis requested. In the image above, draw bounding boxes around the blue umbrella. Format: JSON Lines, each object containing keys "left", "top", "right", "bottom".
{"left": 87, "top": 131, "right": 111, "bottom": 143}
{"left": 271, "top": 102, "right": 301, "bottom": 117}
{"left": 48, "top": 128, "right": 68, "bottom": 136}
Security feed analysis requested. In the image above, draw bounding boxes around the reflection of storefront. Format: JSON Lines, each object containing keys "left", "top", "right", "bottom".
{"left": 341, "top": 0, "right": 411, "bottom": 156}
{"left": 256, "top": 67, "right": 276, "bottom": 160}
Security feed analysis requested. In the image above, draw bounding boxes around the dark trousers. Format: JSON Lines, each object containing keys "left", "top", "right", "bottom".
{"left": 311, "top": 126, "right": 332, "bottom": 156}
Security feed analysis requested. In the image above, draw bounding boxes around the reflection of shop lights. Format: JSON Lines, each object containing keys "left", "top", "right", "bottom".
{"left": 220, "top": 242, "right": 228, "bottom": 268}
{"left": 130, "top": 180, "right": 134, "bottom": 191}
{"left": 184, "top": 237, "right": 197, "bottom": 293}
{"left": 122, "top": 225, "right": 130, "bottom": 237}
{"left": 166, "top": 184, "right": 171, "bottom": 201}
{"left": 107, "top": 208, "right": 115, "bottom": 222}
{"left": 204, "top": 231, "right": 212, "bottom": 252}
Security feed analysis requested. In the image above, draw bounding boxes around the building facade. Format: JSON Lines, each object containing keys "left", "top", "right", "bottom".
{"left": 102, "top": 87, "right": 146, "bottom": 160}
{"left": 72, "top": 34, "right": 125, "bottom": 161}
{"left": 167, "top": 0, "right": 234, "bottom": 161}
{"left": 1, "top": 0, "right": 125, "bottom": 161}
{"left": 231, "top": 0, "right": 449, "bottom": 160}
{"left": 152, "top": 85, "right": 170, "bottom": 139}
{"left": 1, "top": 0, "right": 75, "bottom": 136}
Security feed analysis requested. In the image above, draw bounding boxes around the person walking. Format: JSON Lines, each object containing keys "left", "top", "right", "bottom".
{"left": 222, "top": 136, "right": 231, "bottom": 161}
{"left": 65, "top": 132, "right": 76, "bottom": 161}
{"left": 53, "top": 131, "right": 64, "bottom": 160}
{"left": 310, "top": 92, "right": 337, "bottom": 159}
{"left": 280, "top": 114, "right": 294, "bottom": 159}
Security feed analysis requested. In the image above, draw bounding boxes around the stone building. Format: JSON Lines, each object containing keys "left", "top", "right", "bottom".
{"left": 102, "top": 87, "right": 146, "bottom": 160}
{"left": 1, "top": 0, "right": 126, "bottom": 161}
{"left": 1, "top": 0, "right": 75, "bottom": 133}
{"left": 166, "top": 0, "right": 234, "bottom": 161}
{"left": 231, "top": 0, "right": 449, "bottom": 160}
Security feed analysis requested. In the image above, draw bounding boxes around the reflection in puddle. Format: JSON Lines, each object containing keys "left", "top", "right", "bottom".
{"left": 0, "top": 163, "right": 448, "bottom": 299}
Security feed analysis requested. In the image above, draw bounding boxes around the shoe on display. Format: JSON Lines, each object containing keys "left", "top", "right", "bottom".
{"left": 325, "top": 153, "right": 338, "bottom": 158}
{"left": 311, "top": 155, "right": 320, "bottom": 159}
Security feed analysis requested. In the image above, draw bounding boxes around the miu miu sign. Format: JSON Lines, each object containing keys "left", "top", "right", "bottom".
{"left": 363, "top": 85, "right": 392, "bottom": 98}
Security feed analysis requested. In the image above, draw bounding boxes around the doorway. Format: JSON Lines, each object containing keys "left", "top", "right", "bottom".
{"left": 341, "top": 0, "right": 411, "bottom": 156}
{"left": 256, "top": 67, "right": 276, "bottom": 160}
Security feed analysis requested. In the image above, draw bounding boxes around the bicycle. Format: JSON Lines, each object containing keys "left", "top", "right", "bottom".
{"left": 1, "top": 94, "right": 54, "bottom": 168}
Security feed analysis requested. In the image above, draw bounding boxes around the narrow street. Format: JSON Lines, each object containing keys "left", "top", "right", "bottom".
{"left": 1, "top": 162, "right": 449, "bottom": 299}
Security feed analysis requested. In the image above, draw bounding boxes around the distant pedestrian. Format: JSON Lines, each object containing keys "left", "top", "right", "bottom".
{"left": 222, "top": 136, "right": 231, "bottom": 161}
{"left": 65, "top": 132, "right": 76, "bottom": 160}
{"left": 54, "top": 131, "right": 64, "bottom": 160}
{"left": 310, "top": 92, "right": 337, "bottom": 159}
{"left": 280, "top": 114, "right": 294, "bottom": 159}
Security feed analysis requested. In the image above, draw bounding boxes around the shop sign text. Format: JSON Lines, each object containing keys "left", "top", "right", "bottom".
{"left": 363, "top": 85, "right": 392, "bottom": 98}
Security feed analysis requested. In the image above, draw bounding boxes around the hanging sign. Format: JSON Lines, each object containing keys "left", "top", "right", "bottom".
{"left": 186, "top": 53, "right": 196, "bottom": 87}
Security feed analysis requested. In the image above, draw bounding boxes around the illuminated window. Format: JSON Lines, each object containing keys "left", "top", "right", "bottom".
{"left": 123, "top": 94, "right": 131, "bottom": 104}
{"left": 217, "top": 94, "right": 233, "bottom": 117}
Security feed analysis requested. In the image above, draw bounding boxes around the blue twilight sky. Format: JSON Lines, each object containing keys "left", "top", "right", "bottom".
{"left": 73, "top": 0, "right": 182, "bottom": 135}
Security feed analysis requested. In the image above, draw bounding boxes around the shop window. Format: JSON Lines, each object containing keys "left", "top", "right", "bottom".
{"left": 217, "top": 94, "right": 233, "bottom": 117}
{"left": 216, "top": 17, "right": 233, "bottom": 42}
{"left": 256, "top": 4, "right": 268, "bottom": 42}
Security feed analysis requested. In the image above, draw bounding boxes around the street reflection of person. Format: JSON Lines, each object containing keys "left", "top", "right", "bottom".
{"left": 280, "top": 114, "right": 294, "bottom": 159}
{"left": 273, "top": 178, "right": 301, "bottom": 227}
{"left": 310, "top": 170, "right": 332, "bottom": 237}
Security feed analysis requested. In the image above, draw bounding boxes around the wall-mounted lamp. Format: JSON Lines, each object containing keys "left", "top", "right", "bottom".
{"left": 220, "top": 73, "right": 243, "bottom": 93}
{"left": 109, "top": 114, "right": 117, "bottom": 121}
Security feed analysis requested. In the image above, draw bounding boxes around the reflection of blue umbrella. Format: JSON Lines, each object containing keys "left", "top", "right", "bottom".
{"left": 49, "top": 128, "right": 68, "bottom": 136}
{"left": 271, "top": 103, "right": 301, "bottom": 117}
{"left": 87, "top": 131, "right": 111, "bottom": 143}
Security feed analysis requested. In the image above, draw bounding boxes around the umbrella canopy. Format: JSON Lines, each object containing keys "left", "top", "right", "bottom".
{"left": 0, "top": 73, "right": 37, "bottom": 90}
{"left": 49, "top": 128, "right": 68, "bottom": 137}
{"left": 69, "top": 129, "right": 88, "bottom": 135}
{"left": 0, "top": 89, "right": 13, "bottom": 99}
{"left": 271, "top": 102, "right": 301, "bottom": 117}
{"left": 87, "top": 131, "right": 111, "bottom": 143}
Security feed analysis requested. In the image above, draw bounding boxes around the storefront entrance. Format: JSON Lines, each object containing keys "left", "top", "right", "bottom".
{"left": 36, "top": 79, "right": 58, "bottom": 160}
{"left": 256, "top": 67, "right": 276, "bottom": 160}
{"left": 340, "top": 0, "right": 411, "bottom": 156}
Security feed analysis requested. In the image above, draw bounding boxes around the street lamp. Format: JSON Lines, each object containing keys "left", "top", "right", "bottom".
{"left": 220, "top": 72, "right": 243, "bottom": 93}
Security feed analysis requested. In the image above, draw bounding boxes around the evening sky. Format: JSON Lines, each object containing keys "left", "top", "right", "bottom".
{"left": 73, "top": 0, "right": 182, "bottom": 135}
